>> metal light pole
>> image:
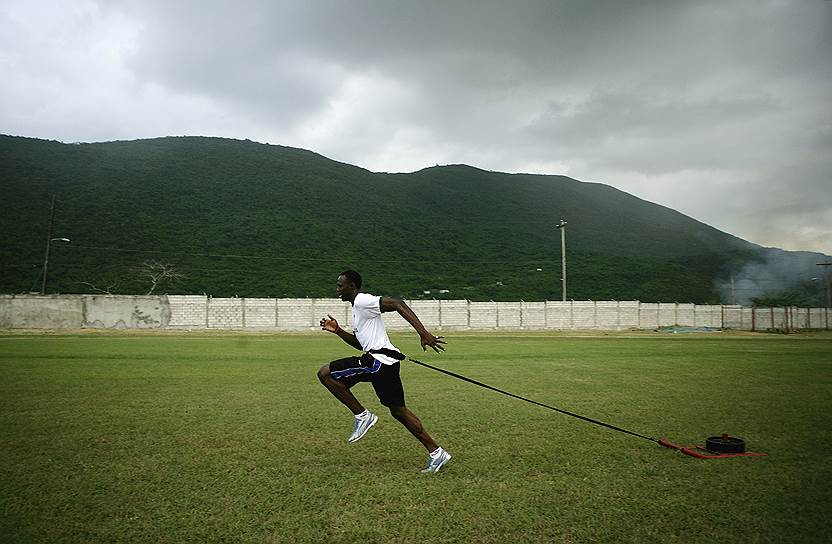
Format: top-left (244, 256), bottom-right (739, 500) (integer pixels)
top-left (40, 195), bottom-right (70, 294)
top-left (555, 219), bottom-right (567, 301)
top-left (41, 237), bottom-right (71, 294)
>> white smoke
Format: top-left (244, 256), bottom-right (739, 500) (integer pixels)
top-left (716, 248), bottom-right (830, 306)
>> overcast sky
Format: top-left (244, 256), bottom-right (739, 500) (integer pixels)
top-left (2, 0), bottom-right (830, 255)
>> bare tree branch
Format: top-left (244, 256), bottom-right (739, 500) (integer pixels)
top-left (77, 281), bottom-right (119, 295)
top-left (135, 260), bottom-right (185, 295)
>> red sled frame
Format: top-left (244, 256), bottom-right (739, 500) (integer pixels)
top-left (659, 438), bottom-right (768, 459)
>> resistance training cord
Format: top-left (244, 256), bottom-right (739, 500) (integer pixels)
top-left (407, 357), bottom-right (658, 444)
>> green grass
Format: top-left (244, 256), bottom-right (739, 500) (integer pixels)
top-left (1, 331), bottom-right (830, 543)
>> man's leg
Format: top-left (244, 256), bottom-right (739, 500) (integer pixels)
top-left (317, 364), bottom-right (365, 415)
top-left (389, 405), bottom-right (438, 452)
top-left (372, 362), bottom-right (439, 452)
top-left (369, 363), bottom-right (450, 471)
top-left (390, 405), bottom-right (452, 473)
top-left (318, 363), bottom-right (379, 443)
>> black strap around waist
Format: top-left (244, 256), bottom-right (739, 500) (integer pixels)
top-left (368, 348), bottom-right (406, 360)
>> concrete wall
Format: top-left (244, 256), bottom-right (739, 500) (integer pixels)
top-left (1, 294), bottom-right (828, 331)
top-left (167, 295), bottom-right (207, 327)
top-left (0, 295), bottom-right (83, 329)
top-left (0, 295), bottom-right (169, 329)
top-left (83, 295), bottom-right (170, 328)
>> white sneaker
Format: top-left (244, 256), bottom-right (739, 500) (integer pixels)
top-left (348, 412), bottom-right (378, 443)
top-left (421, 447), bottom-right (451, 473)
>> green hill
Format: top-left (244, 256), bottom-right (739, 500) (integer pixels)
top-left (0, 134), bottom-right (795, 302)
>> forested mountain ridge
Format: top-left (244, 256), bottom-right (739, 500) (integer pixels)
top-left (1, 135), bottom-right (799, 302)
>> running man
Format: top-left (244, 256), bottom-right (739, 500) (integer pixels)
top-left (318, 270), bottom-right (451, 473)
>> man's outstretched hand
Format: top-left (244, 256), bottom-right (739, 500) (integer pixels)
top-left (320, 314), bottom-right (339, 333)
top-left (420, 332), bottom-right (446, 353)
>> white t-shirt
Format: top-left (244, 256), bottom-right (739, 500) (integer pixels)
top-left (352, 292), bottom-right (400, 365)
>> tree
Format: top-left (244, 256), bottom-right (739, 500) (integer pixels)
top-left (135, 260), bottom-right (184, 295)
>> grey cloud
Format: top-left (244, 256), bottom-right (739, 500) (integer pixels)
top-left (525, 91), bottom-right (786, 174)
top-left (111, 0), bottom-right (830, 139)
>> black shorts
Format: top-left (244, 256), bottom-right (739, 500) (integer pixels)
top-left (329, 353), bottom-right (405, 408)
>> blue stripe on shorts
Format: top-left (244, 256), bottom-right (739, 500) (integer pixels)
top-left (330, 358), bottom-right (382, 380)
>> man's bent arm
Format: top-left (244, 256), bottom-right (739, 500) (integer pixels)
top-left (321, 314), bottom-right (363, 350)
top-left (335, 327), bottom-right (364, 351)
top-left (380, 297), bottom-right (446, 352)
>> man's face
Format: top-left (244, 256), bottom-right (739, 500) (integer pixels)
top-left (336, 275), bottom-right (354, 301)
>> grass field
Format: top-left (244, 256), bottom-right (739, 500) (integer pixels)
top-left (1, 330), bottom-right (830, 543)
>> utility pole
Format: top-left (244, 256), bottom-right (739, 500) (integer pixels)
top-left (40, 195), bottom-right (57, 295)
top-left (556, 219), bottom-right (567, 301)
top-left (40, 195), bottom-right (70, 294)
top-left (817, 262), bottom-right (832, 308)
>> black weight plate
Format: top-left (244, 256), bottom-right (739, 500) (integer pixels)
top-left (705, 435), bottom-right (746, 453)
